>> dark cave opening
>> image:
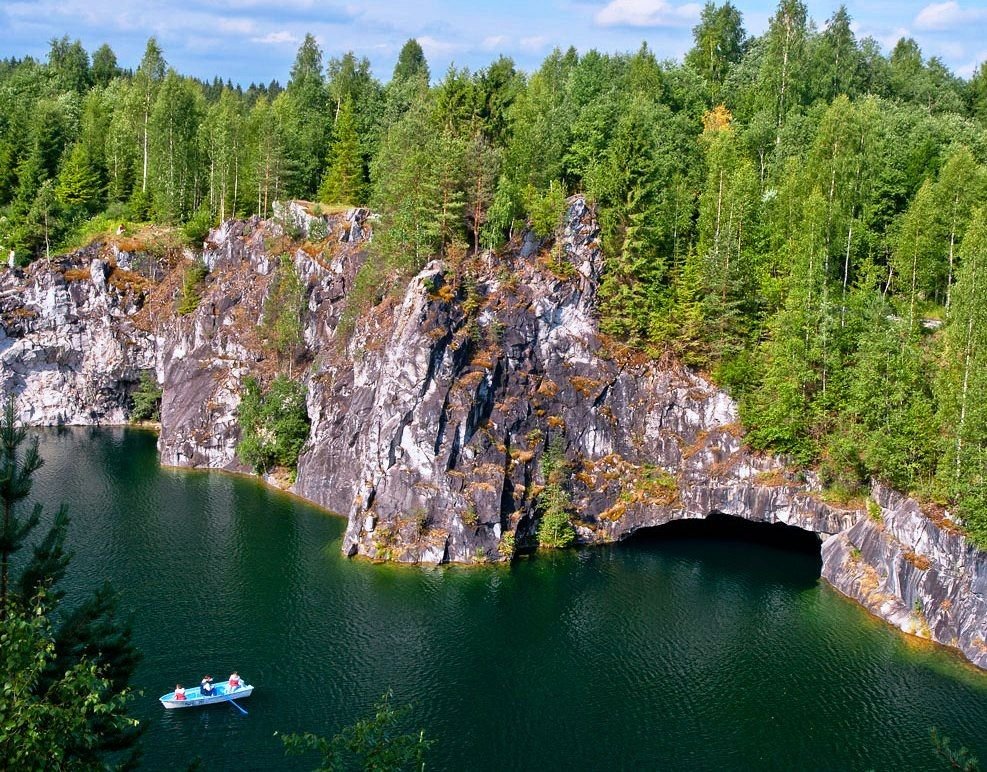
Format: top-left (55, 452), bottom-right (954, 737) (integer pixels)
top-left (624, 512), bottom-right (823, 572)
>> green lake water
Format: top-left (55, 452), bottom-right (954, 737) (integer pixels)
top-left (27, 428), bottom-right (987, 770)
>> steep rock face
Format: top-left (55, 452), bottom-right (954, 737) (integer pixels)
top-left (156, 209), bottom-right (370, 471)
top-left (0, 199), bottom-right (984, 670)
top-left (0, 246), bottom-right (159, 424)
top-left (822, 484), bottom-right (987, 668)
top-left (295, 199), bottom-right (860, 563)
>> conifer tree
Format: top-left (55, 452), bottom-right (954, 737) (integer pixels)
top-left (318, 96), bottom-right (364, 204)
top-left (392, 39), bottom-right (430, 85)
top-left (55, 142), bottom-right (103, 216)
top-left (283, 34), bottom-right (328, 198)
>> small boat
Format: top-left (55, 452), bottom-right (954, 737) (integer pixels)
top-left (159, 679), bottom-right (254, 709)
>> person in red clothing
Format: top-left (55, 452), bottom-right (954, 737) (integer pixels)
top-left (174, 684), bottom-right (186, 701)
top-left (228, 671), bottom-right (241, 691)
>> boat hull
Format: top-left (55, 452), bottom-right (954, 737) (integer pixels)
top-left (160, 681), bottom-right (253, 709)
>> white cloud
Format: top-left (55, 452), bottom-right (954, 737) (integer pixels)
top-left (482, 35), bottom-right (507, 51)
top-left (217, 18), bottom-right (256, 35)
top-left (914, 1), bottom-right (986, 31)
top-left (519, 35), bottom-right (547, 52)
top-left (594, 0), bottom-right (701, 28)
top-left (416, 35), bottom-right (467, 58)
top-left (249, 30), bottom-right (299, 45)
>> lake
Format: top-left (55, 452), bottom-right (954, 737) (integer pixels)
top-left (28, 428), bottom-right (987, 770)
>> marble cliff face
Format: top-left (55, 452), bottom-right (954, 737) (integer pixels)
top-left (1, 199), bottom-right (984, 670)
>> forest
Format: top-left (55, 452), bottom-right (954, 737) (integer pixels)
top-left (1, 1), bottom-right (987, 547)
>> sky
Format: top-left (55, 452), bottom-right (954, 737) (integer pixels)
top-left (0, 0), bottom-right (984, 85)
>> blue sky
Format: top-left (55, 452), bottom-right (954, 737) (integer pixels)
top-left (1, 0), bottom-right (984, 84)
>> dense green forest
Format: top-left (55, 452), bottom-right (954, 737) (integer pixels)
top-left (2, 1), bottom-right (987, 546)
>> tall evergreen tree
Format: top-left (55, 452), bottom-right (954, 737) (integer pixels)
top-left (90, 43), bottom-right (119, 88)
top-left (283, 34), bottom-right (327, 198)
top-left (392, 39), bottom-right (430, 85)
top-left (318, 95), bottom-right (364, 205)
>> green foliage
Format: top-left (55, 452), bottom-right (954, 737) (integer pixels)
top-left (183, 206), bottom-right (214, 245)
top-left (177, 261), bottom-right (208, 315)
top-left (536, 437), bottom-right (576, 549)
top-left (930, 727), bottom-right (981, 772)
top-left (130, 369), bottom-right (162, 423)
top-left (281, 690), bottom-right (431, 771)
top-left (498, 531), bottom-right (516, 560)
top-left (0, 399), bottom-right (43, 616)
top-left (263, 254), bottom-right (308, 366)
top-left (0, 399), bottom-right (140, 767)
top-left (0, 601), bottom-right (138, 771)
top-left (236, 376), bottom-right (311, 474)
top-left (0, 19), bottom-right (985, 550)
top-left (523, 180), bottom-right (566, 238)
top-left (956, 483), bottom-right (987, 551)
top-left (318, 95), bottom-right (365, 205)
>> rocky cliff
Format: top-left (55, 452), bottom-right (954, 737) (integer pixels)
top-left (1, 199), bottom-right (984, 670)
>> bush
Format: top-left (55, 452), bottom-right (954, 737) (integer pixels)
top-left (536, 437), bottom-right (576, 549)
top-left (177, 262), bottom-right (208, 315)
top-left (498, 531), bottom-right (516, 559)
top-left (130, 370), bottom-right (162, 422)
top-left (307, 217), bottom-right (328, 241)
top-left (183, 207), bottom-right (214, 246)
top-left (236, 376), bottom-right (310, 474)
top-left (263, 255), bottom-right (307, 363)
top-left (523, 180), bottom-right (567, 238)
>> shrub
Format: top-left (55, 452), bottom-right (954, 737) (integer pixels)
top-left (182, 207), bottom-right (214, 246)
top-left (177, 262), bottom-right (208, 315)
top-left (263, 254), bottom-right (307, 364)
top-left (307, 217), bottom-right (328, 241)
top-left (236, 376), bottom-right (311, 474)
top-left (498, 531), bottom-right (516, 560)
top-left (536, 437), bottom-right (576, 549)
top-left (956, 483), bottom-right (987, 550)
top-left (130, 370), bottom-right (162, 422)
top-left (523, 180), bottom-right (566, 238)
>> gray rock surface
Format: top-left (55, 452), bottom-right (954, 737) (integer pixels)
top-left (1, 199), bottom-right (984, 670)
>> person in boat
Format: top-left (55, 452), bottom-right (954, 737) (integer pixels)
top-left (228, 671), bottom-right (241, 691)
top-left (174, 685), bottom-right (186, 701)
top-left (201, 675), bottom-right (214, 696)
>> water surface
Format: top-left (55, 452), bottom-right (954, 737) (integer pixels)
top-left (28, 428), bottom-right (987, 770)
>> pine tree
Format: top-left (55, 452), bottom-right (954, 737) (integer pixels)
top-left (90, 43), bottom-right (119, 88)
top-left (318, 96), bottom-right (364, 205)
top-left (283, 34), bottom-right (327, 198)
top-left (0, 400), bottom-right (42, 620)
top-left (55, 142), bottom-right (103, 216)
top-left (392, 39), bottom-right (430, 85)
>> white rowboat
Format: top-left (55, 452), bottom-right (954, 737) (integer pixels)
top-left (159, 679), bottom-right (254, 709)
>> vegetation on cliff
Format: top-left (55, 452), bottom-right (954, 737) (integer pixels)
top-left (1, 4), bottom-right (987, 545)
top-left (236, 375), bottom-right (310, 477)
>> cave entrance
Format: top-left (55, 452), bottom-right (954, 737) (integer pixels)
top-left (625, 512), bottom-right (823, 576)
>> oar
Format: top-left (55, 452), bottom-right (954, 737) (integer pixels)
top-left (229, 699), bottom-right (248, 716)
